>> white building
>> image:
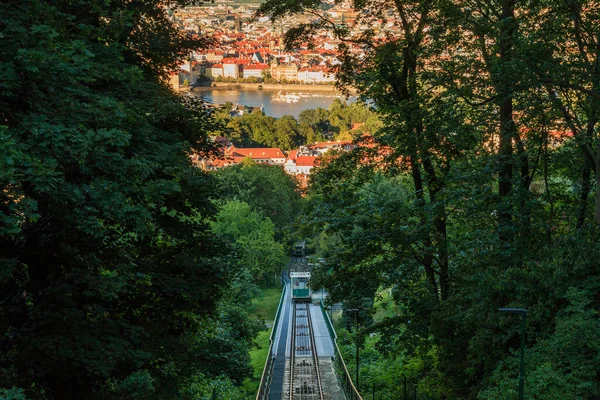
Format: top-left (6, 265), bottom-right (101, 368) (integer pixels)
top-left (284, 155), bottom-right (316, 175)
top-left (225, 147), bottom-right (287, 165)
top-left (243, 64), bottom-right (269, 78)
top-left (223, 61), bottom-right (239, 79)
top-left (209, 64), bottom-right (223, 77)
top-left (297, 67), bottom-right (336, 83)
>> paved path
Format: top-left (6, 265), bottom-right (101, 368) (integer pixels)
top-left (309, 304), bottom-right (335, 357)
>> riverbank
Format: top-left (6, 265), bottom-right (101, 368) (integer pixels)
top-left (191, 82), bottom-right (357, 93)
top-left (185, 85), bottom-right (359, 118)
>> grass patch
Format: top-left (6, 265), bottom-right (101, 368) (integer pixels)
top-left (248, 286), bottom-right (283, 323)
top-left (373, 287), bottom-right (397, 322)
top-left (249, 330), bottom-right (271, 378)
top-left (247, 284), bottom-right (285, 384)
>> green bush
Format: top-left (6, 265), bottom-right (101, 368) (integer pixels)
top-left (0, 388), bottom-right (27, 400)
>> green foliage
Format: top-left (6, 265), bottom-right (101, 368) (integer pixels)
top-left (299, 107), bottom-right (330, 133)
top-left (105, 371), bottom-right (154, 400)
top-left (274, 115), bottom-right (302, 150)
top-left (247, 286), bottom-right (285, 381)
top-left (181, 374), bottom-right (248, 400)
top-left (211, 200), bottom-right (287, 281)
top-left (212, 200), bottom-right (275, 240)
top-left (0, 0), bottom-right (256, 398)
top-left (214, 76), bottom-right (262, 83)
top-left (273, 0), bottom-right (600, 396)
top-left (214, 162), bottom-right (301, 238)
top-left (0, 388), bottom-right (28, 400)
top-left (480, 285), bottom-right (600, 400)
top-left (218, 101), bottom-right (380, 147)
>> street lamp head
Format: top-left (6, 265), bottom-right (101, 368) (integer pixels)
top-left (345, 308), bottom-right (359, 313)
top-left (499, 308), bottom-right (527, 315)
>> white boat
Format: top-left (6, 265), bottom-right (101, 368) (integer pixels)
top-left (271, 93), bottom-right (301, 103)
top-left (285, 94), bottom-right (300, 103)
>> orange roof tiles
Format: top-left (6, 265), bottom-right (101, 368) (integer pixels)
top-left (295, 156), bottom-right (317, 167)
top-left (286, 149), bottom-right (298, 161)
top-left (227, 147), bottom-right (287, 159)
top-left (244, 63), bottom-right (270, 70)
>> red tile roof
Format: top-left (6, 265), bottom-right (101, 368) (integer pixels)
top-left (244, 63), bottom-right (270, 70)
top-left (222, 57), bottom-right (253, 65)
top-left (286, 149), bottom-right (298, 161)
top-left (295, 156), bottom-right (317, 167)
top-left (227, 147), bottom-right (287, 159)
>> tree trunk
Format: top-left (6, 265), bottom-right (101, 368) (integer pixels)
top-left (409, 155), bottom-right (440, 301)
top-left (595, 179), bottom-right (600, 226)
top-left (435, 212), bottom-right (449, 301)
top-left (497, 0), bottom-right (517, 244)
top-left (577, 148), bottom-right (593, 228)
top-left (513, 133), bottom-right (531, 243)
top-left (386, 37), bottom-right (442, 302)
top-left (419, 135), bottom-right (449, 301)
top-left (595, 153), bottom-right (600, 226)
top-left (408, 45), bottom-right (449, 301)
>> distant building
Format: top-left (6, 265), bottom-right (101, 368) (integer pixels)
top-left (284, 155), bottom-right (317, 175)
top-left (243, 63), bottom-right (269, 78)
top-left (307, 140), bottom-right (353, 154)
top-left (203, 50), bottom-right (224, 62)
top-left (209, 63), bottom-right (223, 77)
top-left (297, 67), bottom-right (336, 83)
top-left (271, 62), bottom-right (298, 82)
top-left (251, 52), bottom-right (265, 63)
top-left (224, 146), bottom-right (287, 165)
top-left (223, 61), bottom-right (239, 79)
top-left (169, 72), bottom-right (180, 91)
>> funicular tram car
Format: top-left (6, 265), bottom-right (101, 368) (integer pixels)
top-left (290, 271), bottom-right (311, 301)
top-left (293, 244), bottom-right (305, 257)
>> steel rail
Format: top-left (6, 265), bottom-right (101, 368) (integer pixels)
top-left (289, 303), bottom-right (296, 400)
top-left (306, 303), bottom-right (325, 400)
top-left (289, 302), bottom-right (325, 400)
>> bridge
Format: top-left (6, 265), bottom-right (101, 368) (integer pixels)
top-left (256, 257), bottom-right (362, 400)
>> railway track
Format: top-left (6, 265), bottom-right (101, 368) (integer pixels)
top-left (289, 302), bottom-right (324, 400)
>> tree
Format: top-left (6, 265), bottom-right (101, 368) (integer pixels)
top-left (258, 0), bottom-right (600, 398)
top-left (298, 122), bottom-right (322, 144)
top-left (257, 0), bottom-right (465, 395)
top-left (0, 1), bottom-right (253, 398)
top-left (214, 162), bottom-right (301, 239)
top-left (246, 113), bottom-right (277, 147)
top-left (212, 200), bottom-right (287, 282)
top-left (299, 107), bottom-right (330, 136)
top-left (273, 115), bottom-right (302, 150)
top-left (529, 0), bottom-right (600, 227)
top-left (261, 69), bottom-right (272, 81)
top-left (327, 98), bottom-right (350, 133)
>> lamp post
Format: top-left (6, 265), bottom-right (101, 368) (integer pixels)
top-left (499, 308), bottom-right (527, 400)
top-left (346, 308), bottom-right (360, 389)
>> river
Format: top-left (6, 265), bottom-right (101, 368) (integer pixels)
top-left (191, 88), bottom-right (357, 118)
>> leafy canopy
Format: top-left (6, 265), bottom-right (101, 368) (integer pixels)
top-left (0, 0), bottom-right (256, 398)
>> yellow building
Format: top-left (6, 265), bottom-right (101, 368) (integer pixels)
top-left (270, 61), bottom-right (298, 82)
